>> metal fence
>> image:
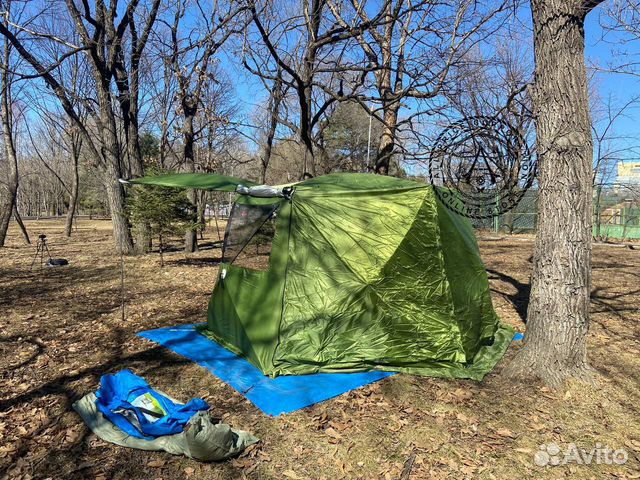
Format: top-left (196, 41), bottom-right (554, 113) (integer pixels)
top-left (471, 188), bottom-right (640, 241)
top-left (593, 186), bottom-right (640, 241)
top-left (470, 190), bottom-right (539, 233)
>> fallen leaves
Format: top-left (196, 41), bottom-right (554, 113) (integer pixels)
top-left (183, 466), bottom-right (195, 476)
top-left (495, 428), bottom-right (517, 439)
top-left (626, 439), bottom-right (640, 452)
top-left (324, 426), bottom-right (342, 443)
top-left (147, 458), bottom-right (166, 468)
top-left (282, 468), bottom-right (303, 479)
top-left (1, 221), bottom-right (638, 480)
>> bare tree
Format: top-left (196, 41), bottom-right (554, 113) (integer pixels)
top-left (112, 0), bottom-right (161, 252)
top-left (257, 67), bottom-right (286, 183)
top-left (0, 2), bottom-right (30, 246)
top-left (0, 1), bottom-right (163, 254)
top-left (24, 105), bottom-right (84, 237)
top-left (157, 0), bottom-right (247, 252)
top-left (26, 24), bottom-right (90, 238)
top-left (591, 92), bottom-right (640, 240)
top-left (327, 0), bottom-right (513, 174)
top-left (244, 0), bottom-right (380, 178)
top-left (592, 93), bottom-right (640, 186)
top-left (599, 0), bottom-right (640, 77)
top-left (505, 0), bottom-right (605, 387)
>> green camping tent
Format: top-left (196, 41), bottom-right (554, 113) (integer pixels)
top-left (130, 172), bottom-right (513, 380)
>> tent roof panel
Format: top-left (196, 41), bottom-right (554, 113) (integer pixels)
top-left (295, 173), bottom-right (426, 193)
top-left (128, 173), bottom-right (257, 191)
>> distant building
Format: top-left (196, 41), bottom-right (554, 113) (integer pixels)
top-left (617, 161), bottom-right (640, 186)
top-left (600, 200), bottom-right (636, 225)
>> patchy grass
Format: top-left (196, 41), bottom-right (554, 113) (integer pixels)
top-left (0, 219), bottom-right (638, 480)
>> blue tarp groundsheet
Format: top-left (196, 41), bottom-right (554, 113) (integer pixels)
top-left (139, 325), bottom-right (524, 416)
top-left (138, 325), bottom-right (395, 416)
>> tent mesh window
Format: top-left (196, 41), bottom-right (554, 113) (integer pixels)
top-left (223, 203), bottom-right (279, 270)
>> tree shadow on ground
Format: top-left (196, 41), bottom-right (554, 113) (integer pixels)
top-left (151, 240), bottom-right (223, 254)
top-left (0, 264), bottom-right (118, 310)
top-left (486, 268), bottom-right (531, 324)
top-left (0, 343), bottom-right (204, 480)
top-left (168, 256), bottom-right (222, 267)
top-left (0, 335), bottom-right (45, 372)
top-left (0, 344), bottom-right (189, 413)
top-left (0, 331), bottom-right (249, 480)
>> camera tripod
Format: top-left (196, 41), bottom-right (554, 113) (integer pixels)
top-left (30, 234), bottom-right (52, 270)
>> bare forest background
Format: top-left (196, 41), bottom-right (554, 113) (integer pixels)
top-left (0, 0), bottom-right (638, 254)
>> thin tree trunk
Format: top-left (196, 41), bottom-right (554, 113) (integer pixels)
top-left (13, 204), bottom-right (30, 244)
top-left (184, 192), bottom-right (198, 251)
top-left (197, 190), bottom-right (206, 240)
top-left (213, 203), bottom-right (221, 242)
top-left (183, 113), bottom-right (198, 253)
top-left (158, 233), bottom-right (164, 268)
top-left (65, 136), bottom-right (80, 238)
top-left (505, 0), bottom-right (602, 387)
top-left (0, 32), bottom-right (18, 247)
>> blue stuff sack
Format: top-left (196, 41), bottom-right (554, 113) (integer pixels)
top-left (95, 370), bottom-right (209, 439)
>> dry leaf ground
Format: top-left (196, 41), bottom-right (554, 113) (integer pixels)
top-left (0, 219), bottom-right (638, 480)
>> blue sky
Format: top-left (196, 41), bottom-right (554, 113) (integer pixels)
top-left (17, 1), bottom-right (637, 169)
top-left (585, 9), bottom-right (640, 147)
top-left (223, 3), bottom-right (639, 165)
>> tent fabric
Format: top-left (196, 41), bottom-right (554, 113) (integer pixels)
top-left (139, 324), bottom-right (395, 416)
top-left (129, 173), bottom-right (257, 192)
top-left (94, 370), bottom-right (209, 439)
top-left (131, 172), bottom-right (514, 380)
top-left (73, 393), bottom-right (258, 461)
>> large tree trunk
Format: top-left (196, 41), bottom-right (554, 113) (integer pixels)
top-left (373, 2), bottom-right (396, 176)
top-left (95, 66), bottom-right (135, 255)
top-left (115, 59), bottom-right (151, 254)
top-left (299, 77), bottom-right (316, 178)
top-left (104, 167), bottom-right (134, 256)
top-left (301, 138), bottom-right (316, 179)
top-left (505, 0), bottom-right (602, 387)
top-left (101, 113), bottom-right (134, 255)
top-left (260, 70), bottom-right (284, 184)
top-left (0, 138), bottom-right (17, 247)
top-left (375, 106), bottom-right (398, 175)
top-left (126, 112), bottom-right (151, 254)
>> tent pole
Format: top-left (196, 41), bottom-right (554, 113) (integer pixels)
top-left (120, 250), bottom-right (125, 322)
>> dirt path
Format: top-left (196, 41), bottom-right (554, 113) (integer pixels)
top-left (1, 220), bottom-right (638, 479)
